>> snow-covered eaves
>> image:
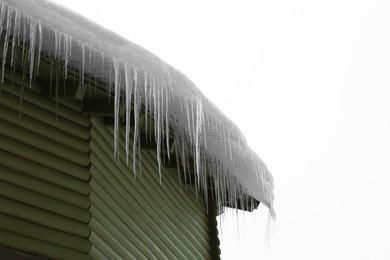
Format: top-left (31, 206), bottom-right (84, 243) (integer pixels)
top-left (0, 0), bottom-right (274, 216)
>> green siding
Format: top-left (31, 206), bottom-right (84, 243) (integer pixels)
top-left (89, 117), bottom-right (213, 259)
top-left (0, 64), bottom-right (220, 259)
top-left (0, 81), bottom-right (91, 259)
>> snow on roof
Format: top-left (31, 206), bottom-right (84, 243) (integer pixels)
top-left (0, 0), bottom-right (274, 216)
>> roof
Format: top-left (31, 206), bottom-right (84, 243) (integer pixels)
top-left (0, 0), bottom-right (274, 215)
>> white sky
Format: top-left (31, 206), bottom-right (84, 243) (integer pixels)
top-left (52, 0), bottom-right (390, 259)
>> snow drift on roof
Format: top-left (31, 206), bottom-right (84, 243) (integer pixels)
top-left (0, 0), bottom-right (274, 217)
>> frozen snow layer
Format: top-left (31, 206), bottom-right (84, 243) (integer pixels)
top-left (0, 0), bottom-right (274, 214)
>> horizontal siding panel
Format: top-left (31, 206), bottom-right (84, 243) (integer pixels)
top-left (7, 248), bottom-right (36, 258)
top-left (0, 118), bottom-right (89, 166)
top-left (0, 65), bottom-right (92, 259)
top-left (0, 213), bottom-right (91, 253)
top-left (0, 92), bottom-right (89, 140)
top-left (0, 149), bottom-right (90, 195)
top-left (53, 97), bottom-right (83, 113)
top-left (0, 104), bottom-right (89, 153)
top-left (0, 135), bottom-right (89, 181)
top-left (0, 229), bottom-right (90, 260)
top-left (0, 164), bottom-right (90, 209)
top-left (0, 180), bottom-right (91, 223)
top-left (0, 196), bottom-right (90, 238)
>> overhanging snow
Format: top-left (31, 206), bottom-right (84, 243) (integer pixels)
top-left (0, 0), bottom-right (274, 215)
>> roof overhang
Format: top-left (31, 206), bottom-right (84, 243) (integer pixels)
top-left (0, 0), bottom-right (274, 214)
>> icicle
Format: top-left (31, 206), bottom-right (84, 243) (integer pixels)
top-left (264, 206), bottom-right (276, 249)
top-left (28, 17), bottom-right (37, 88)
top-left (227, 131), bottom-right (233, 161)
top-left (149, 77), bottom-right (154, 141)
top-left (64, 35), bottom-right (69, 80)
top-left (132, 67), bottom-right (140, 176)
top-left (88, 44), bottom-right (92, 74)
top-left (190, 101), bottom-right (196, 146)
top-left (144, 73), bottom-right (149, 141)
top-left (19, 46), bottom-right (29, 118)
top-left (124, 63), bottom-right (133, 166)
top-left (53, 30), bottom-right (58, 59)
top-left (0, 3), bottom-right (275, 240)
top-left (165, 84), bottom-right (170, 160)
top-left (101, 52), bottom-right (104, 72)
top-left (178, 137), bottom-right (188, 185)
top-left (10, 10), bottom-right (20, 68)
top-left (108, 61), bottom-right (112, 100)
top-left (113, 59), bottom-right (121, 159)
top-left (69, 36), bottom-right (72, 59)
top-left (21, 14), bottom-right (26, 64)
top-left (46, 58), bottom-right (53, 94)
top-left (93, 53), bottom-right (97, 90)
top-left (87, 45), bottom-right (92, 89)
top-left (81, 43), bottom-right (85, 85)
top-left (152, 80), bottom-right (157, 142)
top-left (195, 100), bottom-right (203, 185)
top-left (175, 130), bottom-right (186, 185)
top-left (160, 85), bottom-right (166, 158)
top-left (1, 6), bottom-right (11, 85)
top-left (35, 21), bottom-right (42, 76)
top-left (11, 34), bottom-right (19, 90)
top-left (154, 81), bottom-right (162, 182)
top-left (185, 101), bottom-right (193, 144)
top-left (55, 60), bottom-right (60, 117)
top-left (0, 3), bottom-right (6, 43)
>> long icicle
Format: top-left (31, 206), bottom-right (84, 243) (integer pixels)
top-left (28, 16), bottom-right (37, 88)
top-left (165, 83), bottom-right (170, 161)
top-left (132, 67), bottom-right (139, 176)
top-left (35, 21), bottom-right (42, 76)
top-left (124, 63), bottom-right (133, 167)
top-left (10, 8), bottom-right (20, 69)
top-left (113, 59), bottom-right (121, 159)
top-left (1, 5), bottom-right (11, 85)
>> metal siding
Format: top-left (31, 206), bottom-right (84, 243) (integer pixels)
top-left (0, 229), bottom-right (90, 260)
top-left (0, 91), bottom-right (89, 140)
top-left (89, 117), bottom-right (213, 259)
top-left (0, 84), bottom-right (91, 259)
top-left (0, 104), bottom-right (90, 153)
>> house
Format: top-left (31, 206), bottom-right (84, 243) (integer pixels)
top-left (0, 0), bottom-right (275, 259)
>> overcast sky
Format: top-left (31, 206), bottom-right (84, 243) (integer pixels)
top-left (53, 0), bottom-right (390, 259)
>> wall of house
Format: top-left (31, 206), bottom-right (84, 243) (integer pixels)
top-left (0, 78), bottom-right (92, 259)
top-left (0, 58), bottom-right (220, 259)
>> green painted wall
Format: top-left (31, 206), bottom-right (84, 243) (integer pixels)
top-left (0, 56), bottom-right (221, 259)
top-left (0, 80), bottom-right (92, 259)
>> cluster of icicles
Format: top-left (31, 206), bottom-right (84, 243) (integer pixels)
top-left (0, 2), bottom-right (274, 219)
